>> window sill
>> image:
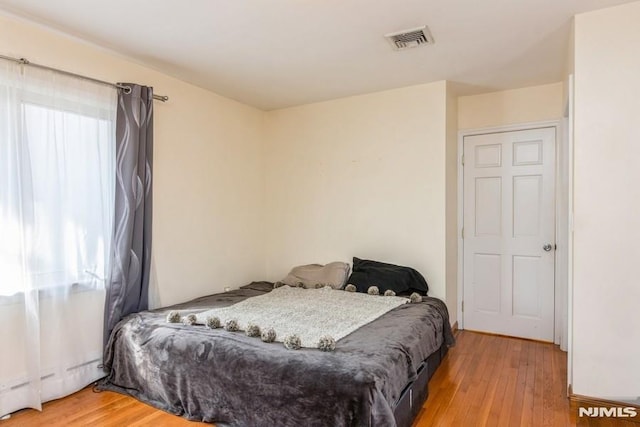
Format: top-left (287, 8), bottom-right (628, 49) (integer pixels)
top-left (0, 282), bottom-right (104, 306)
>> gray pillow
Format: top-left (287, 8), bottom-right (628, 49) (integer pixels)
top-left (278, 262), bottom-right (350, 290)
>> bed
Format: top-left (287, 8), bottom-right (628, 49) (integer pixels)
top-left (98, 281), bottom-right (454, 427)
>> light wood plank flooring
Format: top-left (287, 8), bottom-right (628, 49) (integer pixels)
top-left (2, 331), bottom-right (637, 426)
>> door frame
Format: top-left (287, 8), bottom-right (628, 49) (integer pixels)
top-left (457, 120), bottom-right (566, 345)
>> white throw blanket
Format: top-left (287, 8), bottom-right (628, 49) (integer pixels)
top-left (195, 286), bottom-right (409, 348)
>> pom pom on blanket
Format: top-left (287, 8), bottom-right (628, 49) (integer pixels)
top-left (409, 292), bottom-right (423, 303)
top-left (261, 328), bottom-right (276, 343)
top-left (367, 286), bottom-right (380, 296)
top-left (344, 284), bottom-right (356, 292)
top-left (296, 282), bottom-right (305, 288)
top-left (166, 311), bottom-right (181, 323)
top-left (273, 281), bottom-right (284, 288)
top-left (183, 314), bottom-right (197, 326)
top-left (384, 289), bottom-right (396, 297)
top-left (245, 323), bottom-right (261, 337)
top-left (284, 334), bottom-right (301, 350)
top-left (315, 283), bottom-right (325, 289)
top-left (317, 335), bottom-right (336, 352)
top-left (224, 319), bottom-right (240, 332)
top-left (205, 315), bottom-right (221, 329)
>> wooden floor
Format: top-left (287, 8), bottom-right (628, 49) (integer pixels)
top-left (416, 331), bottom-right (638, 427)
top-left (2, 331), bottom-right (637, 426)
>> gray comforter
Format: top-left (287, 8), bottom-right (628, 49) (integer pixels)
top-left (99, 282), bottom-right (454, 427)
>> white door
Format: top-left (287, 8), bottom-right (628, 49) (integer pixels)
top-left (463, 127), bottom-right (556, 341)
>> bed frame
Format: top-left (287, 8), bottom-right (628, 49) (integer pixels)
top-left (393, 343), bottom-right (448, 427)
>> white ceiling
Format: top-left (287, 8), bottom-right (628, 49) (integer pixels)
top-left (0, 0), bottom-right (634, 110)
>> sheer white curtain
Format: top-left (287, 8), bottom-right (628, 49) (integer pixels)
top-left (0, 61), bottom-right (117, 416)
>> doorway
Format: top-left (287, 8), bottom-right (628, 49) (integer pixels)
top-left (461, 126), bottom-right (556, 341)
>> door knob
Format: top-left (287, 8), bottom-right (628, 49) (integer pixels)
top-left (543, 243), bottom-right (553, 252)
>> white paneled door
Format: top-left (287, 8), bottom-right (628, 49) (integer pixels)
top-left (463, 127), bottom-right (556, 341)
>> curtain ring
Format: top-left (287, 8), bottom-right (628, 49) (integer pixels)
top-left (115, 84), bottom-right (131, 94)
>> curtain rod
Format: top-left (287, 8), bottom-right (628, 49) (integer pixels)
top-left (0, 54), bottom-right (169, 102)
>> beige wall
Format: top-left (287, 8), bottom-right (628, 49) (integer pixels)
top-left (458, 82), bottom-right (564, 130)
top-left (0, 13), bottom-right (266, 307)
top-left (445, 83), bottom-right (459, 325)
top-left (264, 81), bottom-right (451, 301)
top-left (572, 2), bottom-right (640, 401)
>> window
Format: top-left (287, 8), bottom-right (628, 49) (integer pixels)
top-left (0, 64), bottom-right (116, 296)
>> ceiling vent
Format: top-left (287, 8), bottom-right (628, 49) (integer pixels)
top-left (385, 25), bottom-right (434, 51)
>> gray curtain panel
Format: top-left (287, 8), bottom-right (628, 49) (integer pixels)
top-left (104, 84), bottom-right (153, 350)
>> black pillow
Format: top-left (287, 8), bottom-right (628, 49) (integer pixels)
top-left (346, 257), bottom-right (429, 296)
